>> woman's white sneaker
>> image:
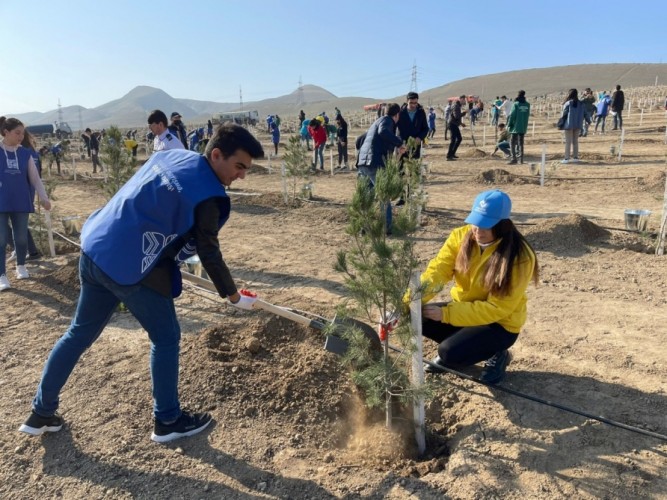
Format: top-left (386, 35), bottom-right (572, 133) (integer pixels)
top-left (0, 274), bottom-right (10, 291)
top-left (16, 265), bottom-right (29, 279)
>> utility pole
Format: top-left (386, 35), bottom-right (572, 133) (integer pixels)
top-left (298, 75), bottom-right (304, 105)
top-left (410, 61), bottom-right (418, 93)
top-left (239, 85), bottom-right (243, 111)
top-left (57, 98), bottom-right (64, 126)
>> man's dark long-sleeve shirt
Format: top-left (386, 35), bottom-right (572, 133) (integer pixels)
top-left (141, 197), bottom-right (237, 298)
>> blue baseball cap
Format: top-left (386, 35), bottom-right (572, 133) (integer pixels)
top-left (464, 190), bottom-right (512, 229)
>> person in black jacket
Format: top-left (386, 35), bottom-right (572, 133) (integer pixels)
top-left (397, 92), bottom-right (429, 160)
top-left (357, 103), bottom-right (407, 234)
top-left (169, 112), bottom-right (188, 149)
top-left (611, 84), bottom-right (625, 131)
top-left (447, 95), bottom-right (467, 160)
top-left (335, 116), bottom-right (349, 169)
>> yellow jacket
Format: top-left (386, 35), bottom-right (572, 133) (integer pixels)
top-left (420, 225), bottom-right (536, 333)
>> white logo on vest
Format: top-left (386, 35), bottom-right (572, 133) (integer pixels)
top-left (141, 232), bottom-right (178, 273)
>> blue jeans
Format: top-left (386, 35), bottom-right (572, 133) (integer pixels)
top-left (313, 144), bottom-right (325, 169)
top-left (496, 141), bottom-right (510, 155)
top-left (0, 212), bottom-right (30, 273)
top-left (357, 167), bottom-right (392, 233)
top-left (32, 253), bottom-right (182, 422)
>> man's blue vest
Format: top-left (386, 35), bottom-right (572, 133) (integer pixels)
top-left (81, 149), bottom-right (230, 285)
top-left (0, 146), bottom-right (34, 212)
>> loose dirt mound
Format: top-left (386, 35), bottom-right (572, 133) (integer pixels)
top-left (180, 314), bottom-right (420, 466)
top-left (523, 214), bottom-right (610, 254)
top-left (636, 170), bottom-right (666, 193)
top-left (460, 148), bottom-right (487, 158)
top-left (248, 163), bottom-right (271, 175)
top-left (474, 168), bottom-right (535, 185)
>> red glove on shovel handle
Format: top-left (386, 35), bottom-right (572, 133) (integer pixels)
top-left (230, 289), bottom-right (257, 310)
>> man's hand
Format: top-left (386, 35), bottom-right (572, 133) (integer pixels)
top-left (41, 200), bottom-right (52, 211)
top-left (229, 289), bottom-right (257, 310)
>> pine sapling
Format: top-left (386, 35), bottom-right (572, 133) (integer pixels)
top-left (334, 152), bottom-right (430, 430)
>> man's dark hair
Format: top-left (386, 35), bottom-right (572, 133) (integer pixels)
top-left (616, 84), bottom-right (621, 91)
top-left (148, 110), bottom-right (168, 127)
top-left (205, 123), bottom-right (264, 160)
top-left (406, 91), bottom-right (419, 100)
top-left (517, 90), bottom-right (526, 98)
top-left (385, 103), bottom-right (401, 117)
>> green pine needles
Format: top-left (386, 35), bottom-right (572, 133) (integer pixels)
top-left (282, 135), bottom-right (313, 203)
top-left (100, 126), bottom-right (137, 199)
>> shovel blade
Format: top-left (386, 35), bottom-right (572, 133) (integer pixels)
top-left (322, 315), bottom-right (382, 356)
top-left (324, 335), bottom-right (350, 355)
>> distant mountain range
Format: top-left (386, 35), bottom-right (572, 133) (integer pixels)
top-left (13, 63), bottom-right (667, 130)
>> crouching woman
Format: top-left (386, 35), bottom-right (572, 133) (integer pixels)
top-left (417, 189), bottom-right (538, 384)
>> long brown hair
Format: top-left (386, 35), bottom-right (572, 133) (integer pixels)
top-left (455, 220), bottom-right (539, 297)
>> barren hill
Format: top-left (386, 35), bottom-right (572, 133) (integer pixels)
top-left (417, 63), bottom-right (667, 104)
top-left (12, 63), bottom-right (667, 129)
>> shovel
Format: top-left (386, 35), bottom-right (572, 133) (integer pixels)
top-left (181, 271), bottom-right (380, 353)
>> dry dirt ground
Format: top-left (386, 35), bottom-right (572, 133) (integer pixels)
top-left (2, 110), bottom-right (667, 499)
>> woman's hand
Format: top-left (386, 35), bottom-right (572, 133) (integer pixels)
top-left (41, 200), bottom-right (52, 211)
top-left (423, 304), bottom-right (443, 322)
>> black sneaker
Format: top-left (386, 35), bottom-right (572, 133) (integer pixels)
top-left (18, 410), bottom-right (63, 436)
top-left (507, 159), bottom-right (518, 165)
top-left (395, 198), bottom-right (406, 207)
top-left (26, 252), bottom-right (42, 261)
top-left (424, 355), bottom-right (447, 374)
top-left (480, 350), bottom-right (512, 384)
top-left (151, 411), bottom-right (212, 443)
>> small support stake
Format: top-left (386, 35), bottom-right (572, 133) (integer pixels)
top-left (410, 271), bottom-right (426, 456)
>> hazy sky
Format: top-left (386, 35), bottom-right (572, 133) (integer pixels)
top-left (1, 0), bottom-right (665, 114)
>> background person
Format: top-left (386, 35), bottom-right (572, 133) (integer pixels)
top-left (0, 117), bottom-right (52, 291)
top-left (595, 92), bottom-right (611, 134)
top-left (506, 90), bottom-right (530, 165)
top-left (335, 116), bottom-right (348, 169)
top-left (446, 95), bottom-right (467, 161)
top-left (414, 189), bottom-right (538, 384)
top-left (169, 112), bottom-right (188, 149)
top-left (308, 118), bottom-right (327, 170)
top-left (611, 84), bottom-right (625, 130)
top-left (18, 124), bottom-right (264, 442)
top-left (427, 107), bottom-right (437, 139)
top-left (492, 123), bottom-right (511, 158)
top-left (148, 110), bottom-right (185, 152)
top-left (559, 88), bottom-right (586, 164)
top-left (270, 121), bottom-right (280, 156)
top-left (357, 103), bottom-right (406, 235)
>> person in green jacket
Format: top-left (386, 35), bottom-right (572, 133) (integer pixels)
top-left (414, 190), bottom-right (539, 384)
top-left (506, 90), bottom-right (530, 165)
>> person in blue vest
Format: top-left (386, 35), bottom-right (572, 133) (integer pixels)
top-left (19, 124), bottom-right (264, 443)
top-left (594, 92), bottom-right (612, 134)
top-left (0, 117), bottom-right (52, 291)
top-left (8, 130), bottom-right (44, 263)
